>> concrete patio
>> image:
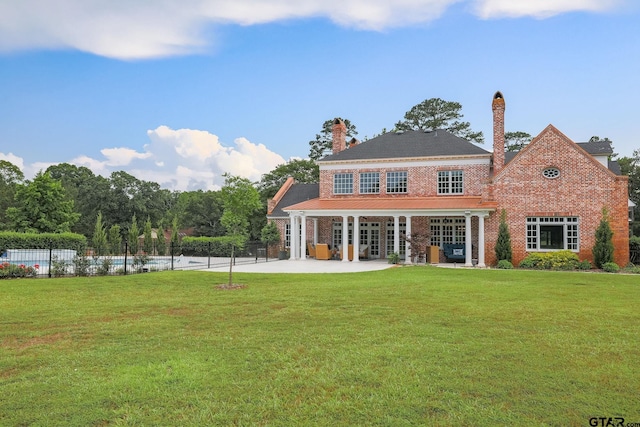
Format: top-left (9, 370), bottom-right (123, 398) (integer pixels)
top-left (204, 258), bottom-right (396, 274)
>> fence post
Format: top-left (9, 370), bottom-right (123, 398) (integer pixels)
top-left (207, 241), bottom-right (211, 269)
top-left (48, 240), bottom-right (53, 278)
top-left (171, 241), bottom-right (174, 271)
top-left (124, 241), bottom-right (128, 275)
top-left (265, 242), bottom-right (269, 262)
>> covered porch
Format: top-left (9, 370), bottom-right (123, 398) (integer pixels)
top-left (283, 197), bottom-right (496, 268)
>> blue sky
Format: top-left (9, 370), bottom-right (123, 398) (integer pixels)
top-left (1, 0), bottom-right (638, 191)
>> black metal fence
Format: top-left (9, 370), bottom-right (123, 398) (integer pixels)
top-left (0, 241), bottom-right (275, 279)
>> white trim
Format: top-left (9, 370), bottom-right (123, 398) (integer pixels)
top-left (320, 156), bottom-right (490, 170)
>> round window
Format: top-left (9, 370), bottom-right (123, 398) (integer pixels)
top-left (543, 167), bottom-right (560, 179)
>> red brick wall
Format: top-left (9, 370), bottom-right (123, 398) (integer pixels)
top-left (485, 125), bottom-right (629, 266)
top-left (319, 163), bottom-right (490, 199)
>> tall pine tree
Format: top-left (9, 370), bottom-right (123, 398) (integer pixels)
top-left (593, 208), bottom-right (614, 268)
top-left (495, 209), bottom-right (512, 263)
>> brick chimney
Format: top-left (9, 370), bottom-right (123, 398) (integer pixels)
top-left (332, 118), bottom-right (347, 154)
top-left (492, 91), bottom-right (505, 175)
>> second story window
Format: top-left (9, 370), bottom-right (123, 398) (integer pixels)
top-left (334, 173), bottom-right (353, 194)
top-left (438, 170), bottom-right (463, 194)
top-left (359, 172), bottom-right (380, 194)
top-left (387, 171), bottom-right (408, 193)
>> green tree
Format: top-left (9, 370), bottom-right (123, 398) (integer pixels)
top-left (170, 216), bottom-right (180, 255)
top-left (0, 160), bottom-right (24, 230)
top-left (143, 217), bottom-right (154, 254)
top-left (308, 118), bottom-right (358, 160)
top-left (7, 171), bottom-right (80, 233)
top-left (47, 163), bottom-right (110, 237)
top-left (258, 159), bottom-right (319, 200)
top-left (504, 131), bottom-right (532, 152)
top-left (108, 224), bottom-right (122, 255)
top-left (260, 221), bottom-right (281, 251)
top-left (593, 208), bottom-right (615, 268)
top-left (394, 98), bottom-right (484, 143)
top-left (175, 190), bottom-right (225, 237)
top-left (618, 149), bottom-right (640, 236)
top-left (495, 210), bottom-right (512, 263)
top-left (92, 212), bottom-right (108, 256)
top-left (127, 214), bottom-right (140, 255)
top-left (156, 223), bottom-right (167, 256)
top-left (220, 174), bottom-right (262, 286)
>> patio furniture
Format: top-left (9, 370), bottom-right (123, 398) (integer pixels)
top-left (338, 244), bottom-right (354, 261)
top-left (315, 244), bottom-right (331, 260)
top-left (443, 244), bottom-right (465, 262)
top-left (359, 245), bottom-right (369, 259)
top-left (307, 243), bottom-right (316, 258)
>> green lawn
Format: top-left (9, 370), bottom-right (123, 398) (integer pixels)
top-left (1, 267), bottom-right (638, 426)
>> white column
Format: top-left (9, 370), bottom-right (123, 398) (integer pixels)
top-left (300, 213), bottom-right (307, 260)
top-left (313, 218), bottom-right (318, 245)
top-left (405, 216), bottom-right (412, 264)
top-left (291, 215), bottom-right (300, 259)
top-left (353, 217), bottom-right (360, 263)
top-left (393, 215), bottom-right (400, 255)
top-left (290, 214), bottom-right (298, 260)
top-left (477, 214), bottom-right (486, 268)
top-left (464, 211), bottom-right (472, 267)
top-left (342, 215), bottom-right (350, 262)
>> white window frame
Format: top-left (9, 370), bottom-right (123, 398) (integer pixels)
top-left (438, 170), bottom-right (464, 194)
top-left (333, 173), bottom-right (353, 194)
top-left (284, 223), bottom-right (291, 248)
top-left (386, 171), bottom-right (408, 194)
top-left (359, 172), bottom-right (380, 194)
top-left (526, 217), bottom-right (579, 252)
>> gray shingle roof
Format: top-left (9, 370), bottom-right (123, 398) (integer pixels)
top-left (319, 130), bottom-right (490, 162)
top-left (577, 141), bottom-right (614, 155)
top-left (268, 183), bottom-right (319, 218)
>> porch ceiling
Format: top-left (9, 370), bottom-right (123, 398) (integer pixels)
top-left (283, 196), bottom-right (496, 217)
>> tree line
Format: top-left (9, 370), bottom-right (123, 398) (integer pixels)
top-left (1, 97), bottom-right (638, 243)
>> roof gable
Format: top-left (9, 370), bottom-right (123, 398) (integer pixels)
top-left (319, 129), bottom-right (489, 162)
top-left (496, 124), bottom-right (618, 180)
top-left (267, 183), bottom-right (319, 218)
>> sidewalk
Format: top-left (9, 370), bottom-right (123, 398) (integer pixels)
top-left (204, 258), bottom-right (395, 274)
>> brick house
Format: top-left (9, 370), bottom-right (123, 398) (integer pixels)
top-left (267, 92), bottom-right (629, 266)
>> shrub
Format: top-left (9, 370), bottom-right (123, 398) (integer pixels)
top-left (388, 252), bottom-right (400, 264)
top-left (497, 260), bottom-right (513, 269)
top-left (518, 251), bottom-right (579, 270)
top-left (576, 260), bottom-right (592, 270)
top-left (96, 258), bottom-right (113, 276)
top-left (74, 255), bottom-right (91, 276)
top-left (51, 256), bottom-right (69, 277)
top-left (624, 265), bottom-right (640, 274)
top-left (0, 262), bottom-right (37, 279)
top-left (593, 208), bottom-right (614, 268)
top-left (495, 210), bottom-right (512, 263)
top-left (602, 262), bottom-right (619, 273)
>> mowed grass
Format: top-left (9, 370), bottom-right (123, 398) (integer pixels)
top-left (1, 267), bottom-right (639, 426)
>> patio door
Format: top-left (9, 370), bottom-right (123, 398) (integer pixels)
top-left (359, 222), bottom-right (380, 259)
top-left (333, 222), bottom-right (381, 259)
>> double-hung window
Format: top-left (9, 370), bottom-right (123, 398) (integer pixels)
top-left (526, 217), bottom-right (579, 251)
top-left (359, 172), bottom-right (380, 194)
top-left (386, 171), bottom-right (408, 194)
top-left (334, 173), bottom-right (353, 194)
top-left (438, 170), bottom-right (464, 194)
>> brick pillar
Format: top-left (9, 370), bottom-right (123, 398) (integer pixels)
top-left (332, 118), bottom-right (347, 154)
top-left (492, 91), bottom-right (505, 175)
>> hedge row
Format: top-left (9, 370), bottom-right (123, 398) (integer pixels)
top-left (0, 232), bottom-right (87, 255)
top-left (179, 236), bottom-right (247, 257)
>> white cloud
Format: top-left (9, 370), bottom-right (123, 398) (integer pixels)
top-left (473, 0), bottom-right (623, 18)
top-left (100, 147), bottom-right (152, 166)
top-left (0, 152), bottom-right (24, 170)
top-left (0, 0), bottom-right (624, 59)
